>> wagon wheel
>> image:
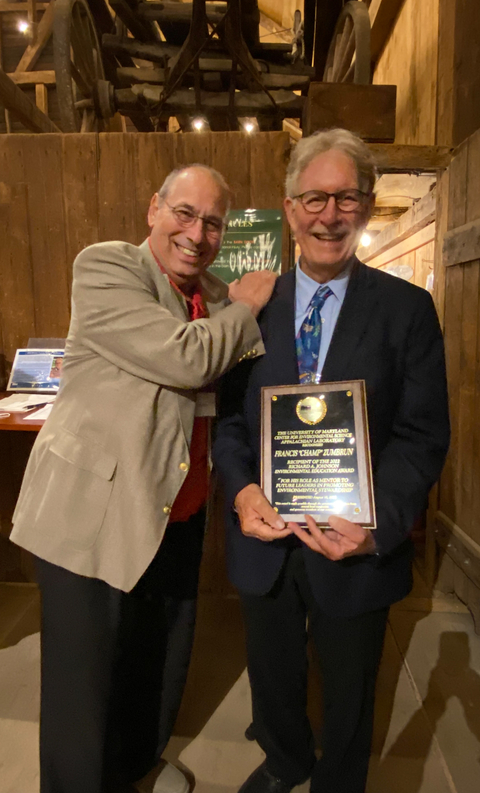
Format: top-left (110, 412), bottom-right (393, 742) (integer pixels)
top-left (323, 1), bottom-right (371, 85)
top-left (53, 0), bottom-right (106, 132)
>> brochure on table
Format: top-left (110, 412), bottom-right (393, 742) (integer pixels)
top-left (7, 349), bottom-right (64, 393)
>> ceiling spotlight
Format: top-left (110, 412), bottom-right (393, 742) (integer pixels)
top-left (18, 19), bottom-right (30, 33)
top-left (361, 232), bottom-right (372, 247)
top-left (244, 122), bottom-right (255, 134)
top-left (192, 117), bottom-right (206, 131)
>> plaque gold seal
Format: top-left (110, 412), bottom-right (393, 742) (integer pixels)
top-left (296, 396), bottom-right (327, 425)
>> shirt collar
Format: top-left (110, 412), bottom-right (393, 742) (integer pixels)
top-left (295, 258), bottom-right (352, 315)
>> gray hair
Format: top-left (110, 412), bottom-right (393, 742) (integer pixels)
top-left (157, 164), bottom-right (232, 213)
top-left (285, 128), bottom-right (377, 197)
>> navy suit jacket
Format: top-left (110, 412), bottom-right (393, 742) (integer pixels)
top-left (213, 260), bottom-right (450, 617)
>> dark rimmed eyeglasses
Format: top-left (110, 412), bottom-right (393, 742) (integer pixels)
top-left (291, 189), bottom-right (371, 214)
top-left (166, 203), bottom-right (228, 237)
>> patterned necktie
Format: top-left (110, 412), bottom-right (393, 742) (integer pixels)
top-left (296, 285), bottom-right (333, 383)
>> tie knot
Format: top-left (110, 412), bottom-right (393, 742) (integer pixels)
top-left (310, 285), bottom-right (333, 310)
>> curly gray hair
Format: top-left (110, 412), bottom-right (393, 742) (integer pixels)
top-left (285, 129), bottom-right (377, 197)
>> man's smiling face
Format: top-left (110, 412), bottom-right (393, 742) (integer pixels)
top-left (284, 149), bottom-right (374, 283)
top-left (148, 167), bottom-right (227, 293)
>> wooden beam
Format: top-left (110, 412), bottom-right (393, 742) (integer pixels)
top-left (443, 217), bottom-right (480, 267)
top-left (15, 0), bottom-right (54, 72)
top-left (368, 144), bottom-right (453, 172)
top-left (7, 69), bottom-right (55, 85)
top-left (35, 81), bottom-right (47, 114)
top-left (0, 2), bottom-right (49, 9)
top-left (358, 188), bottom-right (436, 262)
top-left (369, 0), bottom-right (405, 64)
top-left (361, 222), bottom-right (436, 269)
top-left (137, 1), bottom-right (226, 24)
top-left (28, 0), bottom-right (37, 42)
top-left (0, 68), bottom-right (59, 131)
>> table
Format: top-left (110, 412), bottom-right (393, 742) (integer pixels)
top-left (0, 393), bottom-right (47, 432)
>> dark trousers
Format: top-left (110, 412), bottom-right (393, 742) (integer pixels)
top-left (240, 548), bottom-right (388, 793)
top-left (35, 510), bottom-right (205, 793)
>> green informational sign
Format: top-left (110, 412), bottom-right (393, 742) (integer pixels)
top-left (209, 209), bottom-right (283, 285)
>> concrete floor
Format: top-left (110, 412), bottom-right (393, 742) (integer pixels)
top-left (1, 570), bottom-right (479, 793)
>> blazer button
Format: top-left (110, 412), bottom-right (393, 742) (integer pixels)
top-left (179, 462), bottom-right (189, 472)
top-left (251, 348), bottom-right (257, 355)
top-left (163, 505), bottom-right (171, 515)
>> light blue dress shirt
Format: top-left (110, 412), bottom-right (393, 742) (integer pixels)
top-left (295, 261), bottom-right (351, 381)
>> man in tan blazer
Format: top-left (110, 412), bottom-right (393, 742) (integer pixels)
top-left (11, 165), bottom-right (276, 793)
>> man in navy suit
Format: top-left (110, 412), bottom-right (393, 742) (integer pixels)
top-left (213, 129), bottom-right (450, 793)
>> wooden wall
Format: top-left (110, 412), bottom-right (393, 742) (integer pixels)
top-left (373, 0), bottom-right (439, 145)
top-left (0, 130), bottom-right (291, 586)
top-left (432, 126), bottom-right (480, 628)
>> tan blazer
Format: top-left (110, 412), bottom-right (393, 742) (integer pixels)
top-left (11, 239), bottom-right (264, 591)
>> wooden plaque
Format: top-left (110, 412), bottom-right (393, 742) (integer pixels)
top-left (261, 380), bottom-right (376, 528)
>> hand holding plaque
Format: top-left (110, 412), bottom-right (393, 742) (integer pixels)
top-left (261, 381), bottom-right (376, 528)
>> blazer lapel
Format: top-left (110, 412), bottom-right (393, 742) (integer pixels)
top-left (263, 268), bottom-right (298, 385)
top-left (139, 239), bottom-right (190, 321)
top-left (322, 259), bottom-right (378, 382)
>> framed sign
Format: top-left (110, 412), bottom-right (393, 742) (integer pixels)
top-left (209, 209), bottom-right (283, 284)
top-left (7, 349), bottom-right (64, 392)
top-left (261, 380), bottom-right (376, 528)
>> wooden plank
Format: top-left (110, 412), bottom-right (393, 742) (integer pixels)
top-left (451, 0), bottom-right (480, 147)
top-left (0, 69), bottom-right (59, 132)
top-left (367, 144), bottom-right (452, 172)
top-left (97, 133), bottom-right (137, 243)
top-left (7, 69), bottom-right (55, 85)
top-left (61, 134), bottom-right (100, 295)
top-left (443, 218), bottom-right (480, 267)
top-left (433, 168), bottom-right (450, 328)
top-left (0, 139), bottom-right (36, 368)
top-left (174, 130), bottom-right (212, 170)
top-left (15, 0), bottom-right (54, 73)
top-left (364, 223), bottom-right (435, 269)
top-left (210, 131), bottom-right (250, 210)
top-left (249, 131), bottom-right (291, 272)
top-left (436, 0), bottom-right (455, 146)
top-left (439, 264), bottom-right (463, 524)
top-left (35, 82), bottom-right (47, 114)
top-left (438, 140), bottom-right (469, 523)
top-left (466, 128), bottom-right (480, 223)
top-left (132, 132), bottom-right (175, 242)
top-left (369, 0), bottom-right (406, 63)
top-left (469, 132), bottom-right (480, 550)
top-left (373, 0), bottom-right (439, 147)
top-left (358, 188), bottom-right (436, 262)
top-left (19, 135), bottom-right (70, 338)
top-left (456, 261), bottom-right (480, 536)
top-left (303, 82), bottom-right (396, 143)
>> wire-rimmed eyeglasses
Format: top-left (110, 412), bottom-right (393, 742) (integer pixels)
top-left (166, 203), bottom-right (228, 237)
top-left (291, 189), bottom-right (371, 214)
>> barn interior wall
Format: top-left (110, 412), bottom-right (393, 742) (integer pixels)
top-left (373, 0), bottom-right (440, 145)
top-left (258, 0), bottom-right (302, 29)
top-left (0, 130), bottom-right (291, 588)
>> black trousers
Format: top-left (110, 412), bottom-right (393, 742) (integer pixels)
top-left (240, 548), bottom-right (388, 793)
top-left (35, 510), bottom-right (205, 793)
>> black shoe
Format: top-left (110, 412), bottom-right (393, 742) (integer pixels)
top-left (237, 761), bottom-right (296, 793)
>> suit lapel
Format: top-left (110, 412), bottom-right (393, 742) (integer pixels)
top-left (322, 259), bottom-right (377, 381)
top-left (263, 269), bottom-right (298, 385)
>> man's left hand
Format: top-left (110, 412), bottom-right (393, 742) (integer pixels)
top-left (289, 514), bottom-right (376, 560)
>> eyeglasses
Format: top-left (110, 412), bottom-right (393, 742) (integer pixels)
top-left (166, 203), bottom-right (227, 237)
top-left (291, 189), bottom-right (370, 214)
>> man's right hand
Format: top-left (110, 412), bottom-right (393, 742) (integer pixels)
top-left (234, 483), bottom-right (292, 541)
top-left (228, 271), bottom-right (277, 317)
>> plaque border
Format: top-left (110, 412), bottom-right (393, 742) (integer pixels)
top-left (261, 380), bottom-right (376, 528)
